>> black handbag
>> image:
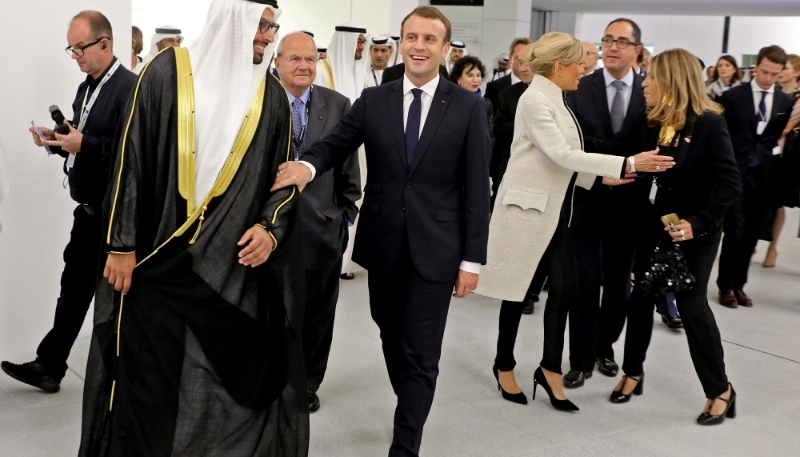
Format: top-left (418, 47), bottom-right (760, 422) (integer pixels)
top-left (635, 238), bottom-right (696, 297)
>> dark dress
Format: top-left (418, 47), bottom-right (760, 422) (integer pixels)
top-left (781, 90), bottom-right (800, 208)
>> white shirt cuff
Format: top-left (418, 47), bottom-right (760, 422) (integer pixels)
top-left (297, 161), bottom-right (317, 181)
top-left (459, 261), bottom-right (481, 275)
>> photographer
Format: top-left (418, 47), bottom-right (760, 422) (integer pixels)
top-left (1, 10), bottom-right (135, 393)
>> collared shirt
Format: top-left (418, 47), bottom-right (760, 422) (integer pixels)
top-left (366, 67), bottom-right (384, 88)
top-left (402, 74), bottom-right (439, 137)
top-left (603, 67), bottom-right (634, 118)
top-left (751, 78), bottom-right (775, 124)
top-left (286, 86), bottom-right (312, 127)
top-left (510, 72), bottom-right (521, 86)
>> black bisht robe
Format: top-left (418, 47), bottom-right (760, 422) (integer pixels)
top-left (79, 47), bottom-right (308, 456)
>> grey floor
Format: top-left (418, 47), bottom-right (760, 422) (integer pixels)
top-left (2, 238), bottom-right (800, 456)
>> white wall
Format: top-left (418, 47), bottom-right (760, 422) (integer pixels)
top-left (577, 14), bottom-right (800, 71)
top-left (0, 1), bottom-right (131, 359)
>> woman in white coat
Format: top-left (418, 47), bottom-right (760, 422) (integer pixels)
top-left (476, 32), bottom-right (675, 410)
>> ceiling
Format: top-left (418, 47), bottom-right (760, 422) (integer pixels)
top-left (531, 0), bottom-right (800, 16)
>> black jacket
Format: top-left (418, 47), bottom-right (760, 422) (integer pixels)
top-left (296, 86), bottom-right (361, 270)
top-left (302, 77), bottom-right (491, 282)
top-left (490, 81), bottom-right (527, 204)
top-left (484, 73), bottom-right (512, 114)
top-left (380, 63), bottom-right (449, 85)
top-left (719, 83), bottom-right (793, 172)
top-left (55, 58), bottom-right (137, 207)
top-left (642, 111), bottom-right (742, 239)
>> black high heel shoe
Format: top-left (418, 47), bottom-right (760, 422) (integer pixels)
top-left (609, 374), bottom-right (644, 403)
top-left (532, 367), bottom-right (579, 411)
top-left (697, 384), bottom-right (736, 425)
top-left (493, 365), bottom-right (527, 405)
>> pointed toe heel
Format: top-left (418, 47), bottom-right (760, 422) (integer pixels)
top-left (533, 367), bottom-right (579, 411)
top-left (493, 365), bottom-right (527, 405)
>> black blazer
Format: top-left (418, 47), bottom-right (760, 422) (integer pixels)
top-left (719, 83), bottom-right (793, 171)
top-left (484, 73), bottom-right (512, 114)
top-left (490, 81), bottom-right (527, 198)
top-left (566, 69), bottom-right (647, 157)
top-left (302, 77), bottom-right (491, 282)
top-left (297, 85), bottom-right (362, 270)
top-left (380, 63), bottom-right (449, 85)
top-left (642, 112), bottom-right (742, 239)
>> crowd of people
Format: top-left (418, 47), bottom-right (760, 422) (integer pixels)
top-left (1, 0), bottom-right (799, 455)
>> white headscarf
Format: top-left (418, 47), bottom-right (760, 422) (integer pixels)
top-left (135, 25), bottom-right (183, 74)
top-left (385, 33), bottom-right (401, 67)
top-left (189, 0), bottom-right (281, 206)
top-left (319, 23), bottom-right (368, 104)
top-left (446, 41), bottom-right (467, 73)
top-left (366, 36), bottom-right (392, 87)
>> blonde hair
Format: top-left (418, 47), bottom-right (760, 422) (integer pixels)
top-left (132, 26), bottom-right (143, 55)
top-left (526, 32), bottom-right (584, 77)
top-left (786, 54), bottom-right (800, 81)
top-left (647, 48), bottom-right (722, 129)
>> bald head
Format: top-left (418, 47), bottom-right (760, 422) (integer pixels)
top-left (583, 41), bottom-right (599, 74)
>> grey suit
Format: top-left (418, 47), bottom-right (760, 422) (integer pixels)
top-left (296, 85), bottom-right (361, 391)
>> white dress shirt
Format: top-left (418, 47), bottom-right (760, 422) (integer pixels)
top-left (510, 72), bottom-right (521, 86)
top-left (302, 73), bottom-right (480, 275)
top-left (603, 67), bottom-right (634, 118)
top-left (751, 78), bottom-right (775, 124)
top-left (366, 67), bottom-right (384, 88)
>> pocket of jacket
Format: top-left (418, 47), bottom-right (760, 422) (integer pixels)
top-left (502, 187), bottom-right (549, 212)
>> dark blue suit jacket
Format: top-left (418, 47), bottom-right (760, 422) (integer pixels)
top-left (302, 76), bottom-right (491, 283)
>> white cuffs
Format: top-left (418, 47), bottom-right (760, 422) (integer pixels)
top-left (459, 261), bottom-right (481, 275)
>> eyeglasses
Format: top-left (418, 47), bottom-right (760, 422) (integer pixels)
top-left (284, 55), bottom-right (317, 65)
top-left (258, 19), bottom-right (280, 35)
top-left (65, 37), bottom-right (109, 57)
top-left (600, 37), bottom-right (638, 49)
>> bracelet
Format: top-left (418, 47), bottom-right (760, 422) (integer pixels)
top-left (627, 156), bottom-right (636, 173)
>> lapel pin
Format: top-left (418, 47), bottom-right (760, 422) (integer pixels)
top-left (440, 99), bottom-right (445, 103)
top-left (319, 116), bottom-right (324, 120)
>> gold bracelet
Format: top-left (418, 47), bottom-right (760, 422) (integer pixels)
top-left (108, 251), bottom-right (136, 255)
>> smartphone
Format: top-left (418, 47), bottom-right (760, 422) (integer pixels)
top-left (661, 213), bottom-right (680, 227)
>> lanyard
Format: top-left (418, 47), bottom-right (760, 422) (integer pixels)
top-left (292, 86), bottom-right (312, 160)
top-left (78, 59), bottom-right (122, 133)
top-left (371, 68), bottom-right (380, 87)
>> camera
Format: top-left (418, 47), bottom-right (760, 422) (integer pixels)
top-left (49, 105), bottom-right (71, 135)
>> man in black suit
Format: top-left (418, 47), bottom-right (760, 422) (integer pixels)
top-left (716, 45), bottom-right (792, 308)
top-left (484, 37), bottom-right (532, 114)
top-left (380, 61), bottom-right (448, 84)
top-left (273, 7), bottom-right (490, 456)
top-left (275, 31), bottom-right (361, 413)
top-left (563, 18), bottom-right (650, 388)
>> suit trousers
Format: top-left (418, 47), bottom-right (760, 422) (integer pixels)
top-left (622, 229), bottom-right (729, 399)
top-left (567, 187), bottom-right (636, 372)
top-left (717, 166), bottom-right (772, 291)
top-left (37, 205), bottom-right (103, 381)
top-left (367, 236), bottom-right (454, 457)
top-left (302, 259), bottom-right (343, 392)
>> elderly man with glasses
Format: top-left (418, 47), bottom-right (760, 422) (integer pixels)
top-left (2, 10), bottom-right (136, 394)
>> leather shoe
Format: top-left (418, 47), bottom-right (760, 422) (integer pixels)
top-left (308, 389), bottom-right (320, 413)
top-left (1, 359), bottom-right (60, 393)
top-left (522, 295), bottom-right (537, 315)
top-left (563, 370), bottom-right (592, 388)
top-left (733, 289), bottom-right (753, 307)
top-left (718, 290), bottom-right (739, 308)
top-left (596, 358), bottom-right (619, 377)
top-left (661, 315), bottom-right (683, 329)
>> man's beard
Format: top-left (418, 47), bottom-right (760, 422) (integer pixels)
top-left (253, 55), bottom-right (264, 65)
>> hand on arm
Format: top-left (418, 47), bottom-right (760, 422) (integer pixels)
top-left (272, 161), bottom-right (313, 192)
top-left (626, 148), bottom-right (675, 173)
top-left (104, 252), bottom-right (136, 295)
top-left (237, 225), bottom-right (275, 267)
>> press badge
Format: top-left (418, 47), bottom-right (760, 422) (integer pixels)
top-left (757, 121), bottom-right (768, 135)
top-left (649, 177), bottom-right (658, 204)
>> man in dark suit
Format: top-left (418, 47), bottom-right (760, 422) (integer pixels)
top-left (275, 31), bottom-right (362, 413)
top-left (484, 37), bottom-right (532, 114)
top-left (274, 7), bottom-right (490, 457)
top-left (381, 61), bottom-right (448, 84)
top-left (563, 18), bottom-right (650, 388)
top-left (716, 45), bottom-right (793, 308)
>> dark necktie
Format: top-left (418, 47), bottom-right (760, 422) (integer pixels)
top-left (758, 90), bottom-right (768, 123)
top-left (291, 97), bottom-right (303, 159)
top-left (610, 80), bottom-right (626, 134)
top-left (405, 88), bottom-right (422, 166)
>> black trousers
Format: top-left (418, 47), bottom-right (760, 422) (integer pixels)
top-left (622, 229), bottom-right (729, 399)
top-left (302, 260), bottom-right (343, 392)
top-left (495, 224), bottom-right (578, 374)
top-left (717, 166), bottom-right (772, 291)
top-left (37, 205), bottom-right (103, 381)
top-left (367, 241), bottom-right (454, 457)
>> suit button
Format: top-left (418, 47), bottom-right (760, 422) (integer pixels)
top-left (406, 181), bottom-right (411, 187)
top-left (401, 207), bottom-right (405, 215)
